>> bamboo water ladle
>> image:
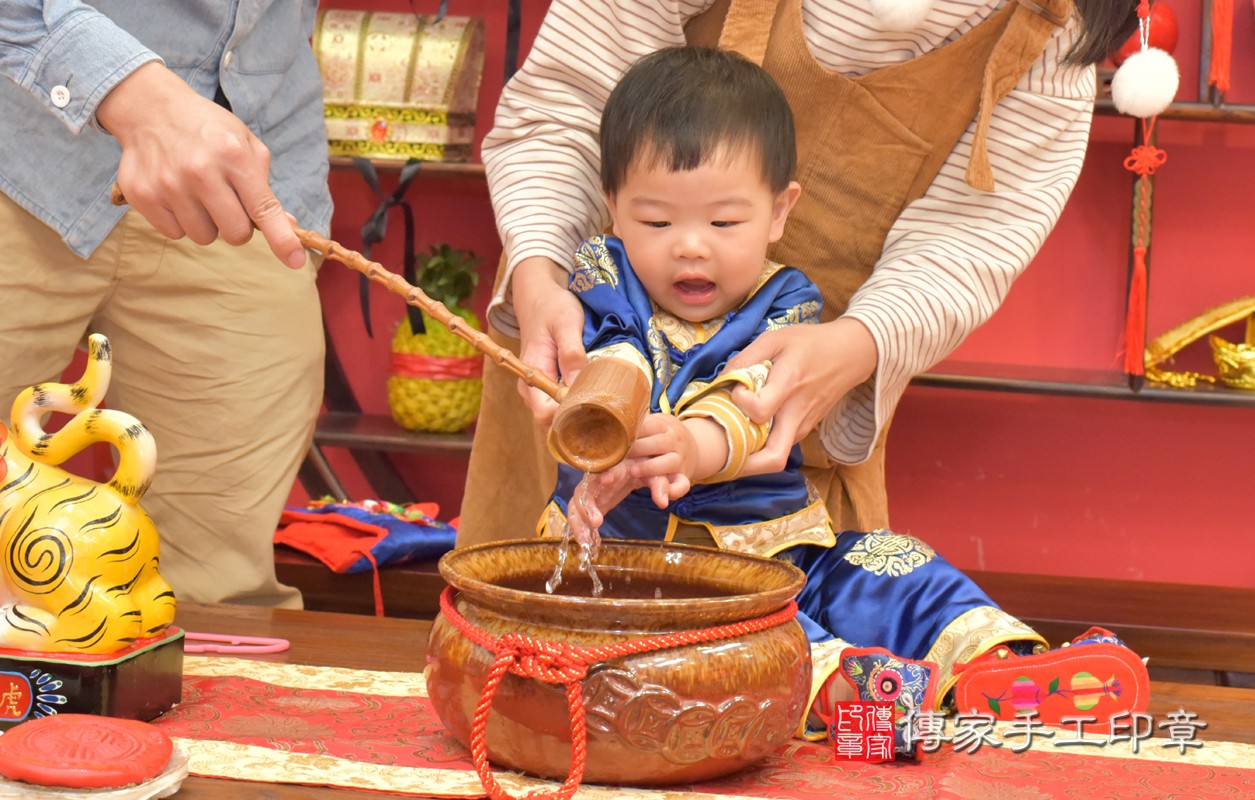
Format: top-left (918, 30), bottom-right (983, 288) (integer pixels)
top-left (111, 186), bottom-right (648, 473)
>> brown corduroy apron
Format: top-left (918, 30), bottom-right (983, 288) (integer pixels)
top-left (457, 0), bottom-right (1071, 547)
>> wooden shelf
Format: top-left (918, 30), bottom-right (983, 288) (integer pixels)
top-left (313, 411), bottom-right (474, 454)
top-left (328, 157), bottom-right (487, 178)
top-left (1094, 98), bottom-right (1255, 124)
top-left (913, 362), bottom-right (1255, 407)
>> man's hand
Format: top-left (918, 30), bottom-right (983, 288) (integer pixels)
top-left (97, 62), bottom-right (305, 269)
top-left (511, 256), bottom-right (587, 430)
top-left (726, 317), bottom-right (878, 476)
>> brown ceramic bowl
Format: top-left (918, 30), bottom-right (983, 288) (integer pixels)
top-left (425, 538), bottom-right (811, 786)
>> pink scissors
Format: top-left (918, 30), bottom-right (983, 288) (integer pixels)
top-left (184, 631), bottom-right (290, 654)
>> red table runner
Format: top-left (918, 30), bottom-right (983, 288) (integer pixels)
top-left (154, 658), bottom-right (1255, 799)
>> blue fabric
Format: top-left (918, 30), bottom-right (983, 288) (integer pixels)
top-left (553, 236), bottom-right (822, 536)
top-left (0, 0), bottom-right (332, 257)
top-left (555, 239), bottom-right (1010, 664)
top-left (283, 502), bottom-right (457, 574)
top-left (575, 236), bottom-right (822, 411)
top-left (785, 531), bottom-right (1002, 659)
top-left (840, 649), bottom-right (936, 757)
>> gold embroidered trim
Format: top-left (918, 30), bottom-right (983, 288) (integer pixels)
top-left (676, 362), bottom-right (770, 410)
top-left (986, 721), bottom-right (1255, 770)
top-left (653, 307), bottom-right (724, 348)
top-left (327, 140), bottom-right (469, 161)
top-left (173, 739), bottom-right (490, 798)
top-left (842, 530), bottom-right (937, 577)
top-left (571, 236), bottom-right (621, 291)
top-left (184, 656), bottom-right (427, 697)
top-left (324, 105), bottom-right (475, 126)
top-left (702, 490), bottom-right (835, 557)
top-left (923, 606), bottom-right (1046, 707)
top-left (677, 362), bottom-right (772, 482)
top-left (538, 501), bottom-right (566, 539)
top-left (648, 259), bottom-right (798, 351)
top-left (588, 343), bottom-right (653, 382)
top-left (765, 299), bottom-right (820, 331)
top-left (540, 495), bottom-right (832, 559)
top-left (798, 638), bottom-right (854, 741)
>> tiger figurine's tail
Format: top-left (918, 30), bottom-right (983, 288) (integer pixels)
top-left (0, 334), bottom-right (176, 654)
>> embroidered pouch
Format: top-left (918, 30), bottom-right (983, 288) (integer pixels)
top-left (838, 647), bottom-right (940, 758)
top-left (313, 10), bottom-right (485, 161)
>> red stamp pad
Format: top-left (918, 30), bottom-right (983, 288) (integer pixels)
top-left (0, 714), bottom-right (173, 789)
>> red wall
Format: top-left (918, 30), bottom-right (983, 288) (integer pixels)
top-left (896, 2), bottom-right (1255, 589)
top-left (314, 1), bottom-right (1255, 587)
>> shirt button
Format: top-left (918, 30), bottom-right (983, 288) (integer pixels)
top-left (222, 50), bottom-right (234, 69)
top-left (50, 85), bottom-right (71, 108)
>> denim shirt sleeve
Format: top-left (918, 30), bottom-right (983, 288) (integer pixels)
top-left (0, 0), bottom-right (161, 133)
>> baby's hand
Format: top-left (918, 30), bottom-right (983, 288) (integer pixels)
top-left (567, 462), bottom-right (637, 547)
top-left (625, 414), bottom-right (698, 508)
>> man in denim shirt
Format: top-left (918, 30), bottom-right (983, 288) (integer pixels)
top-left (0, 1), bottom-right (333, 608)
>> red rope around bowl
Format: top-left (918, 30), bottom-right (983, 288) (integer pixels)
top-left (437, 586), bottom-right (799, 800)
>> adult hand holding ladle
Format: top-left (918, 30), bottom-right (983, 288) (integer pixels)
top-left (110, 185), bottom-right (647, 473)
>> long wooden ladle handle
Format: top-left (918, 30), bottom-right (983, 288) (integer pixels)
top-left (110, 185), bottom-right (566, 403)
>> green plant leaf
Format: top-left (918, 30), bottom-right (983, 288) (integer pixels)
top-left (415, 243), bottom-right (480, 308)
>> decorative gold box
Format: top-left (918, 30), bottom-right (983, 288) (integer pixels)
top-left (313, 10), bottom-right (485, 162)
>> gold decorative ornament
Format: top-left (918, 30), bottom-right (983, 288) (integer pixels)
top-left (313, 10), bottom-right (485, 162)
top-left (1144, 296), bottom-right (1255, 389)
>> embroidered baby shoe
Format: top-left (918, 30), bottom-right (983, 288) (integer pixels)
top-left (837, 647), bottom-right (940, 758)
top-left (951, 627), bottom-right (1150, 733)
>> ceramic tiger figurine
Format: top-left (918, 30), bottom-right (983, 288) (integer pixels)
top-left (0, 334), bottom-right (175, 655)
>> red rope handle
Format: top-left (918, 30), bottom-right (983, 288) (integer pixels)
top-left (438, 586), bottom-right (798, 800)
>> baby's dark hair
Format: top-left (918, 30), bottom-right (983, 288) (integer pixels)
top-left (600, 46), bottom-right (797, 195)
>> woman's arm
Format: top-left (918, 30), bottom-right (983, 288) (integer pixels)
top-left (732, 18), bottom-right (1097, 472)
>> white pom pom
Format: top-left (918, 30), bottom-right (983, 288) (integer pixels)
top-left (868, 0), bottom-right (934, 31)
top-left (1111, 48), bottom-right (1180, 118)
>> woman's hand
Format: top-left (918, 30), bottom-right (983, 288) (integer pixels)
top-left (98, 62), bottom-right (306, 269)
top-left (511, 256), bottom-right (587, 430)
top-left (725, 317), bottom-right (878, 476)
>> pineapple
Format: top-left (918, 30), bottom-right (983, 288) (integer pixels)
top-left (388, 244), bottom-right (484, 433)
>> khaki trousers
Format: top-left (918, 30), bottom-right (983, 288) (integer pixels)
top-left (0, 194), bottom-right (323, 607)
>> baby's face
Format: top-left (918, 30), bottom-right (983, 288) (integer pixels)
top-left (606, 149), bottom-right (799, 322)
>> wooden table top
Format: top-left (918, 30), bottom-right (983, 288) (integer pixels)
top-left (170, 602), bottom-right (1255, 799)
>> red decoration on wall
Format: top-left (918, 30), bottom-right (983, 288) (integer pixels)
top-left (1111, 1), bottom-right (1179, 66)
top-left (1209, 0), bottom-right (1234, 97)
top-left (1122, 121), bottom-right (1168, 377)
